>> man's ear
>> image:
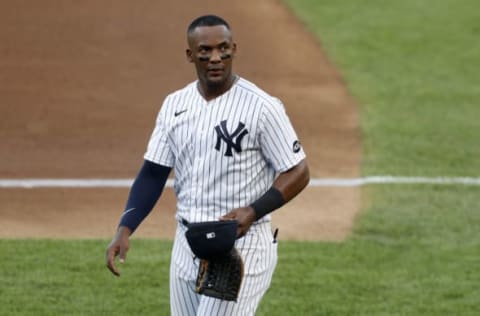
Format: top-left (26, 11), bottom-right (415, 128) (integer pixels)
top-left (232, 43), bottom-right (237, 57)
top-left (186, 49), bottom-right (193, 63)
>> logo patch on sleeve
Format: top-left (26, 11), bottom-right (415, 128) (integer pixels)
top-left (292, 140), bottom-right (301, 153)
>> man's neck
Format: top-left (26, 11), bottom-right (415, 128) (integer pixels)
top-left (198, 75), bottom-right (238, 101)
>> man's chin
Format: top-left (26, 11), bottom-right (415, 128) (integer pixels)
top-left (206, 76), bottom-right (227, 88)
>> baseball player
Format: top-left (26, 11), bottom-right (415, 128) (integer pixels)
top-left (106, 15), bottom-right (310, 315)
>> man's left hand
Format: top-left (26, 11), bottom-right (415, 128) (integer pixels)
top-left (220, 206), bottom-right (256, 238)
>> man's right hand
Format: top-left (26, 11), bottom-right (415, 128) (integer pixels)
top-left (105, 226), bottom-right (132, 276)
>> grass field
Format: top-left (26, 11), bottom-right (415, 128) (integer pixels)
top-left (2, 0), bottom-right (480, 315)
top-left (284, 0), bottom-right (480, 177)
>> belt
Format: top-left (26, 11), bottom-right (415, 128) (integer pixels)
top-left (180, 217), bottom-right (269, 227)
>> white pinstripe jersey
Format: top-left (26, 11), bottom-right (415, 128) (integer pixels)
top-left (144, 77), bottom-right (305, 223)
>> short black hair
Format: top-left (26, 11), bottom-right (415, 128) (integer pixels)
top-left (187, 15), bottom-right (230, 34)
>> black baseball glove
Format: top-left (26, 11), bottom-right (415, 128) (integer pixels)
top-left (195, 248), bottom-right (244, 301)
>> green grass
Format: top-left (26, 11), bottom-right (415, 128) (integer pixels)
top-left (2, 190), bottom-right (480, 316)
top-left (264, 185), bottom-right (480, 315)
top-left (2, 0), bottom-right (480, 315)
top-left (284, 0), bottom-right (480, 176)
top-left (0, 240), bottom-right (171, 315)
top-left (279, 0), bottom-right (480, 315)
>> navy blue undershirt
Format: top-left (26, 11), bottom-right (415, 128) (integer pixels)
top-left (119, 160), bottom-right (171, 233)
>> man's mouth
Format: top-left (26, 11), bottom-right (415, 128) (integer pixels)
top-left (207, 68), bottom-right (224, 76)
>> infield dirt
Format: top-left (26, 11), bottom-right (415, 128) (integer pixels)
top-left (0, 0), bottom-right (361, 240)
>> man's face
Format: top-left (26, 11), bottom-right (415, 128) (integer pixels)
top-left (186, 25), bottom-right (237, 87)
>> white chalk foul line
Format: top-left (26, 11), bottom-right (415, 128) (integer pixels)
top-left (310, 176), bottom-right (480, 187)
top-left (0, 177), bottom-right (480, 188)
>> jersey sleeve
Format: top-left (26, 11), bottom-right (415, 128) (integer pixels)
top-left (143, 97), bottom-right (175, 167)
top-left (259, 98), bottom-right (306, 173)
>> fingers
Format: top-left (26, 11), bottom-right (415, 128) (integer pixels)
top-left (236, 227), bottom-right (245, 238)
top-left (119, 245), bottom-right (128, 264)
top-left (106, 241), bottom-right (129, 277)
top-left (105, 228), bottom-right (131, 277)
top-left (220, 212), bottom-right (236, 221)
top-left (220, 208), bottom-right (256, 238)
top-left (219, 211), bottom-right (243, 237)
top-left (106, 247), bottom-right (121, 277)
top-left (237, 223), bottom-right (250, 238)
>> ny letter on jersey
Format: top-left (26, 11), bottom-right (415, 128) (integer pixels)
top-left (214, 120), bottom-right (248, 157)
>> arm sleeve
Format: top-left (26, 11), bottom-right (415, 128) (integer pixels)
top-left (119, 160), bottom-right (172, 233)
top-left (259, 98), bottom-right (306, 172)
top-left (144, 96), bottom-right (175, 167)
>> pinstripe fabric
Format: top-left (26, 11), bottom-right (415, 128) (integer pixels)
top-left (144, 77), bottom-right (305, 223)
top-left (144, 77), bottom-right (305, 315)
top-left (171, 222), bottom-right (277, 316)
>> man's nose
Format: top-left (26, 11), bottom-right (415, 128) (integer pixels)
top-left (209, 49), bottom-right (222, 62)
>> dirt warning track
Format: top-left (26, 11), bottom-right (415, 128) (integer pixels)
top-left (0, 0), bottom-right (361, 240)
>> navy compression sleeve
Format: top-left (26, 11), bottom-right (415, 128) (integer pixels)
top-left (119, 160), bottom-right (171, 233)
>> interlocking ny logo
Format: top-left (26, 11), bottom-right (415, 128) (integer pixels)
top-left (214, 120), bottom-right (249, 157)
